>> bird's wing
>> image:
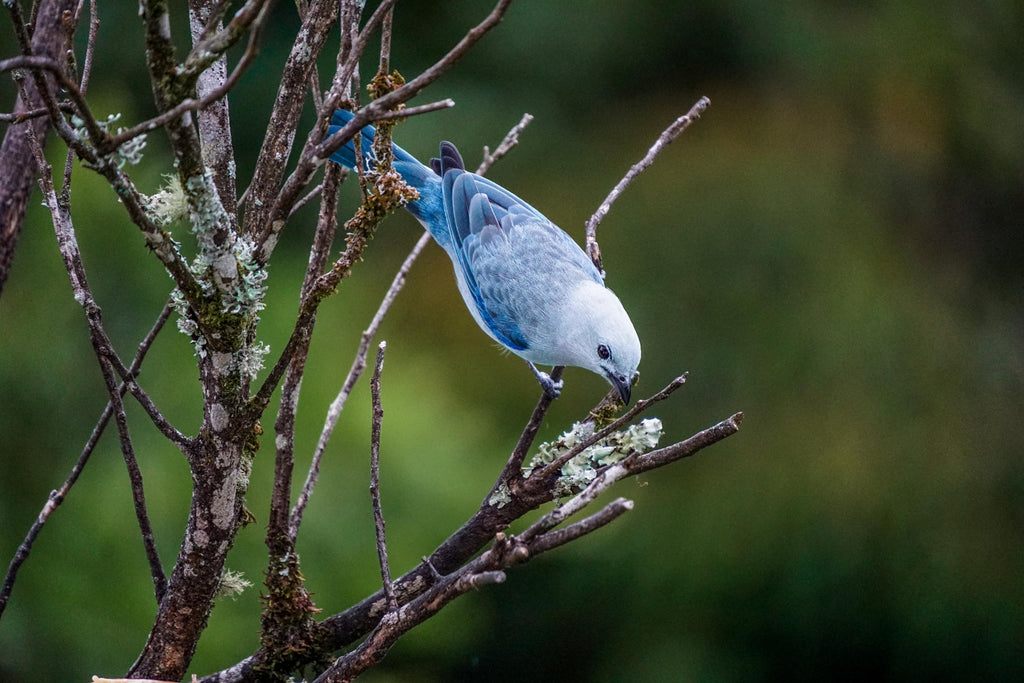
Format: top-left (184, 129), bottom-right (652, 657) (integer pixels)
top-left (438, 142), bottom-right (603, 351)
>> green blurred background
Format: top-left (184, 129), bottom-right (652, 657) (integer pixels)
top-left (2, 0), bottom-right (1023, 680)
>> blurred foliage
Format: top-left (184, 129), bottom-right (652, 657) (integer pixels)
top-left (2, 0), bottom-right (1023, 681)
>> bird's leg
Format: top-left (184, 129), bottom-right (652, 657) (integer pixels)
top-left (526, 361), bottom-right (563, 399)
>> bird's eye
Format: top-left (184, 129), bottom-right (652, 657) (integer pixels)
top-left (597, 344), bottom-right (611, 360)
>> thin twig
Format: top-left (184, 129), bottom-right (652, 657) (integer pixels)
top-left (477, 112), bottom-right (533, 175)
top-left (24, 124), bottom-right (169, 604)
top-left (0, 103), bottom-right (72, 122)
top-left (372, 98), bottom-right (455, 122)
top-left (288, 181), bottom-right (325, 218)
top-left (584, 95), bottom-right (710, 274)
top-left (124, 380), bottom-right (192, 449)
top-left (5, 0), bottom-right (32, 53)
top-left (627, 411), bottom-right (745, 475)
top-left (289, 230), bottom-right (431, 538)
top-left (62, 0), bottom-right (99, 195)
top-left (369, 342), bottom-right (397, 611)
top-left (77, 0), bottom-right (100, 96)
top-left (378, 4), bottom-right (393, 74)
top-left (528, 497), bottom-right (634, 555)
top-left (0, 301), bottom-right (174, 619)
top-left (266, 163), bottom-right (343, 547)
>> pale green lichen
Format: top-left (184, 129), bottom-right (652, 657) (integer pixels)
top-left (236, 340), bottom-right (270, 381)
top-left (184, 169), bottom-right (232, 258)
top-left (71, 112), bottom-right (147, 168)
top-left (147, 174), bottom-right (190, 226)
top-left (168, 174), bottom-right (268, 369)
top-left (217, 568), bottom-right (253, 600)
top-left (523, 418), bottom-right (664, 498)
top-left (488, 482), bottom-right (512, 509)
top-left (229, 233), bottom-right (267, 315)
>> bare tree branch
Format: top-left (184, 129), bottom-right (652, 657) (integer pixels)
top-left (369, 342), bottom-right (397, 612)
top-left (25, 124), bottom-right (168, 605)
top-left (0, 301), bottom-right (173, 619)
top-left (289, 229), bottom-right (432, 539)
top-left (373, 98), bottom-right (456, 121)
top-left (584, 95), bottom-right (710, 274)
top-left (265, 162), bottom-right (343, 554)
top-left (0, 0), bottom-right (78, 297)
top-left (527, 497), bottom-right (634, 555)
top-left (241, 0), bottom-right (341, 234)
top-left (61, 0), bottom-right (99, 195)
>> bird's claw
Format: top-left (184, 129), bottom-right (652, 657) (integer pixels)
top-left (537, 372), bottom-right (563, 400)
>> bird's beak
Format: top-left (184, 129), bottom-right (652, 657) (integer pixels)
top-left (607, 372), bottom-right (631, 404)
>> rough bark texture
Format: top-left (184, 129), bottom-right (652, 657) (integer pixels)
top-left (0, 0), bottom-right (77, 297)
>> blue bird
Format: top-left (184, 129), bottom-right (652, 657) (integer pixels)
top-left (327, 109), bottom-right (641, 402)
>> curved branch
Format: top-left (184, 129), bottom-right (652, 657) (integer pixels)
top-left (584, 95), bottom-right (710, 274)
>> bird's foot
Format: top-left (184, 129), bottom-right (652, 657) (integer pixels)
top-left (537, 372), bottom-right (563, 400)
top-left (527, 362), bottom-right (563, 400)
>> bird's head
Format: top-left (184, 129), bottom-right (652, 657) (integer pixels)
top-left (563, 281), bottom-right (642, 403)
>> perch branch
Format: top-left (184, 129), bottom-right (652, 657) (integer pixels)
top-left (534, 373), bottom-right (688, 481)
top-left (316, 391), bottom-right (728, 683)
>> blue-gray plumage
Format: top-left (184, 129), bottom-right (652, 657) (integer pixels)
top-left (328, 109), bottom-right (641, 402)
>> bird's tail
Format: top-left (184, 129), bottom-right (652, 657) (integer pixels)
top-left (327, 109), bottom-right (421, 170)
